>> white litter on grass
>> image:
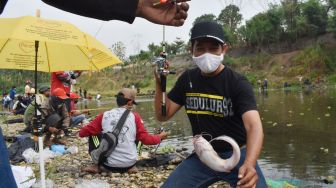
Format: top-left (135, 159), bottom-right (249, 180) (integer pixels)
top-left (22, 148), bottom-right (60, 163)
top-left (65, 146), bottom-right (79, 154)
top-left (75, 179), bottom-right (110, 188)
top-left (11, 165), bottom-right (35, 188)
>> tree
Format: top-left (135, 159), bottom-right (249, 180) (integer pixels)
top-left (217, 4), bottom-right (243, 32)
top-left (147, 43), bottom-right (162, 56)
top-left (281, 0), bottom-right (301, 41)
top-left (192, 14), bottom-right (217, 26)
top-left (110, 41), bottom-right (126, 62)
top-left (265, 4), bottom-right (284, 43)
top-left (330, 14), bottom-right (336, 37)
top-left (302, 0), bottom-right (328, 36)
top-left (168, 38), bottom-right (186, 55)
top-left (241, 12), bottom-right (274, 47)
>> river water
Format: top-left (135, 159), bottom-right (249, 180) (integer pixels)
top-left (78, 87), bottom-right (336, 187)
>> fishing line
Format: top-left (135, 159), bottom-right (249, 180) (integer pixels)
top-left (200, 132), bottom-right (213, 141)
top-left (94, 21), bottom-right (105, 38)
top-left (77, 107), bottom-right (110, 112)
top-left (187, 69), bottom-right (213, 138)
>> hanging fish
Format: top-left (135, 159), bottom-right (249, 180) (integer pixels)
top-left (193, 135), bottom-right (241, 172)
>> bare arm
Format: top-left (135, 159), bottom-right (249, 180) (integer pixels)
top-left (154, 75), bottom-right (181, 122)
top-left (243, 110), bottom-right (263, 166)
top-left (237, 110), bottom-right (264, 188)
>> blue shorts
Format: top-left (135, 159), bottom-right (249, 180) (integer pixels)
top-left (161, 148), bottom-right (267, 188)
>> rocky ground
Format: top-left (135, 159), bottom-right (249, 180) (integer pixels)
top-left (1, 114), bottom-right (230, 188)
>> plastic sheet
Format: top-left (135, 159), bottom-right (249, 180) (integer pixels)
top-left (11, 165), bottom-right (36, 188)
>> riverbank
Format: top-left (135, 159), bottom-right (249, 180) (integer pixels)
top-left (1, 115), bottom-right (230, 188)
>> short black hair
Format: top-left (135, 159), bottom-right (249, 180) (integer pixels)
top-left (116, 92), bottom-right (130, 107)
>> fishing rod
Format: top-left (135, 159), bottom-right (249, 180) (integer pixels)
top-left (154, 26), bottom-right (176, 116)
top-left (76, 107), bottom-right (111, 112)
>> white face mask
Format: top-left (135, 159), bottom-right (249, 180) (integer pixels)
top-left (192, 53), bottom-right (224, 74)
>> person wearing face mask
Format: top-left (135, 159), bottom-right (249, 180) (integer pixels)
top-left (79, 88), bottom-right (168, 174)
top-left (154, 21), bottom-right (267, 188)
top-left (42, 88), bottom-right (71, 146)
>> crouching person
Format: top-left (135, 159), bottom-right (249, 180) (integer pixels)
top-left (80, 88), bottom-right (168, 173)
top-left (43, 88), bottom-right (71, 146)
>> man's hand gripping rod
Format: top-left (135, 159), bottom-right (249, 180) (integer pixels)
top-left (154, 52), bottom-right (175, 116)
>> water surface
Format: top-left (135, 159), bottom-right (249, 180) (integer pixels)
top-left (78, 87), bottom-right (336, 187)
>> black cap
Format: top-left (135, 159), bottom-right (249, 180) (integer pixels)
top-left (190, 21), bottom-right (225, 44)
top-left (39, 86), bottom-right (50, 94)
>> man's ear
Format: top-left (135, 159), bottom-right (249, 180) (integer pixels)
top-left (222, 44), bottom-right (229, 53)
top-left (127, 100), bottom-right (133, 106)
top-left (188, 45), bottom-right (193, 55)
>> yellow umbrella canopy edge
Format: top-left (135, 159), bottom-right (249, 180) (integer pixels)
top-left (0, 16), bottom-right (87, 46)
top-left (83, 33), bottom-right (122, 70)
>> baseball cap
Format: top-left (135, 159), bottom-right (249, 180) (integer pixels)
top-left (52, 88), bottom-right (69, 99)
top-left (38, 86), bottom-right (50, 94)
top-left (118, 88), bottom-right (137, 105)
top-left (190, 21), bottom-right (225, 44)
top-left (70, 92), bottom-right (80, 99)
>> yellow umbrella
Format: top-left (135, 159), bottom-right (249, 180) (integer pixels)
top-left (0, 15), bottom-right (121, 188)
top-left (0, 16), bottom-right (121, 71)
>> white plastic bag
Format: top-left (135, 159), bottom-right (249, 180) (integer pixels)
top-left (65, 146), bottom-right (79, 154)
top-left (22, 148), bottom-right (57, 163)
top-left (11, 165), bottom-right (36, 188)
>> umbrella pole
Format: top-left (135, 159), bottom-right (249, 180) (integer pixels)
top-left (34, 40), bottom-right (46, 188)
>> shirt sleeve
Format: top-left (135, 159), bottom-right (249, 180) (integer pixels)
top-left (61, 104), bottom-right (71, 128)
top-left (234, 76), bottom-right (257, 116)
top-left (12, 101), bottom-right (19, 110)
top-left (79, 113), bottom-right (103, 137)
top-left (168, 71), bottom-right (188, 106)
top-left (134, 112), bottom-right (161, 145)
top-left (41, 0), bottom-right (138, 23)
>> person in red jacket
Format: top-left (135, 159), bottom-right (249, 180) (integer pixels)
top-left (80, 88), bottom-right (168, 173)
top-left (51, 71), bottom-right (81, 112)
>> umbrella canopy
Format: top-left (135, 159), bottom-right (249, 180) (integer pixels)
top-left (0, 15), bottom-right (121, 188)
top-left (0, 16), bottom-right (121, 72)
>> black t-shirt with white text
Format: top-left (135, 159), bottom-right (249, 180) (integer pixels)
top-left (168, 67), bottom-right (257, 151)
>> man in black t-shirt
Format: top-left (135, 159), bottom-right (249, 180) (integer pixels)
top-left (154, 21), bottom-right (267, 188)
